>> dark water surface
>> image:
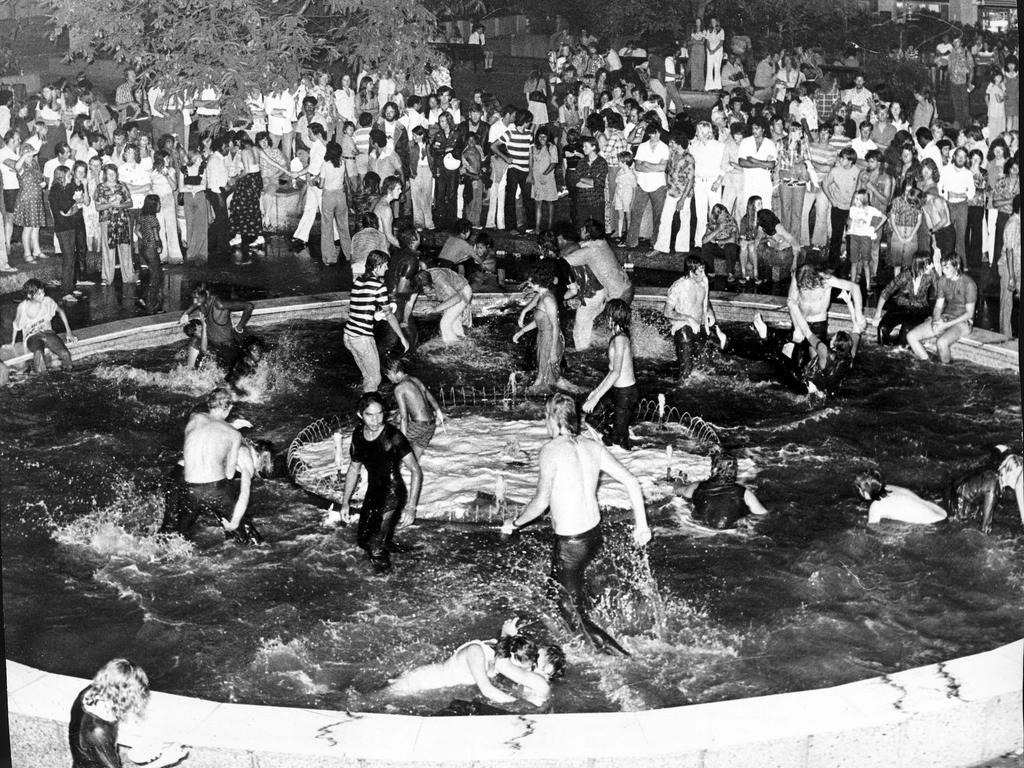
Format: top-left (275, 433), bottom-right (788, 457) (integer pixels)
top-left (2, 310), bottom-right (1022, 715)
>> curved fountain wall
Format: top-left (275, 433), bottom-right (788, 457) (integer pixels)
top-left (5, 290), bottom-right (1022, 767)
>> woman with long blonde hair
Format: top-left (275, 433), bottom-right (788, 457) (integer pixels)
top-left (70, 658), bottom-right (188, 767)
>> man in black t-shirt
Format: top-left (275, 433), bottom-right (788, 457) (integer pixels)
top-left (382, 222), bottom-right (423, 357)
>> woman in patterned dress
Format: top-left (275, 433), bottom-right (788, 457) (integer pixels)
top-left (12, 143), bottom-right (47, 262)
top-left (94, 164), bottom-right (136, 285)
top-left (228, 134), bottom-right (264, 261)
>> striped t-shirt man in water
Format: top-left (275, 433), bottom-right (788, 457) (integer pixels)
top-left (344, 250), bottom-right (409, 392)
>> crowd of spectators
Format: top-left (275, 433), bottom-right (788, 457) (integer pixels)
top-left (0, 14), bottom-right (1019, 340)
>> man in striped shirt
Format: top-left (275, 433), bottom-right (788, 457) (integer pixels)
top-left (803, 129), bottom-right (838, 247)
top-left (503, 109), bottom-right (534, 234)
top-left (345, 250), bottom-right (408, 392)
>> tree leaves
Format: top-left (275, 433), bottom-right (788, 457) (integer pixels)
top-left (40, 0), bottom-right (446, 119)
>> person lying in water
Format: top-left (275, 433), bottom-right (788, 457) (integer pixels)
top-left (854, 469), bottom-right (947, 525)
top-left (717, 312), bottom-right (854, 398)
top-left (675, 451), bottom-right (769, 529)
top-left (387, 617), bottom-right (565, 706)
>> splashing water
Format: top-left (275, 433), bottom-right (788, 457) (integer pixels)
top-left (92, 330), bottom-right (313, 402)
top-left (51, 478), bottom-right (194, 561)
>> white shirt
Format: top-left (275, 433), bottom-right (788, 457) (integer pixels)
top-left (938, 164), bottom-right (975, 202)
top-left (691, 139), bottom-right (724, 179)
top-left (0, 105), bottom-right (12, 136)
top-left (738, 136), bottom-right (777, 178)
top-left (919, 141), bottom-right (943, 168)
top-left (468, 30), bottom-right (485, 45)
top-left (306, 140), bottom-right (327, 178)
top-left (400, 108), bottom-right (428, 134)
top-left (0, 145), bottom-right (20, 189)
top-left (148, 86), bottom-right (166, 118)
top-left (205, 152), bottom-right (229, 192)
top-left (634, 140), bottom-right (670, 192)
top-left (844, 87), bottom-right (874, 118)
top-left (42, 157), bottom-right (72, 184)
top-left (334, 88), bottom-right (356, 124)
top-left (195, 88), bottom-right (221, 116)
top-left (850, 137), bottom-right (878, 159)
top-left (487, 119), bottom-right (511, 147)
top-left (265, 91), bottom-right (297, 135)
top-left (606, 49), bottom-right (622, 71)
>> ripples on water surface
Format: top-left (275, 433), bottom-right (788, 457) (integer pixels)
top-left (2, 311), bottom-right (1022, 714)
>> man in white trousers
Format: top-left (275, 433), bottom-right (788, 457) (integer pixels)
top-left (690, 121), bottom-right (724, 244)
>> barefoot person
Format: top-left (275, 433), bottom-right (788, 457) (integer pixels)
top-left (718, 312), bottom-right (855, 398)
top-left (583, 298), bottom-right (637, 450)
top-left (11, 278), bottom-right (76, 373)
top-left (167, 388), bottom-right (268, 544)
top-left (906, 252), bottom-right (976, 363)
top-left (69, 659), bottom-right (189, 768)
top-left (385, 358), bottom-right (445, 459)
top-left (331, 392), bottom-right (422, 572)
top-left (501, 393), bottom-right (651, 655)
top-left (513, 261), bottom-right (580, 394)
top-left (854, 469), bottom-right (947, 525)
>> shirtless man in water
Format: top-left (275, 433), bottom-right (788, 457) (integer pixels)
top-left (165, 388), bottom-right (268, 544)
top-left (502, 393), bottom-right (651, 655)
top-left (385, 358), bottom-right (445, 458)
top-left (663, 255), bottom-right (725, 379)
top-left (788, 264), bottom-right (866, 357)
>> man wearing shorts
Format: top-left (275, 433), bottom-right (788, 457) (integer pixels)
top-left (385, 358), bottom-right (445, 458)
top-left (11, 279), bottom-right (75, 373)
top-left (0, 130), bottom-right (21, 253)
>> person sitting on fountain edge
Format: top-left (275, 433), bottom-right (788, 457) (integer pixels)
top-left (502, 393), bottom-right (651, 656)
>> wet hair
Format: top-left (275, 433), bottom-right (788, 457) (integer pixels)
top-left (359, 212), bottom-right (380, 230)
top-left (606, 298), bottom-right (631, 337)
top-left (363, 249), bottom-right (390, 278)
top-left (527, 260), bottom-right (559, 290)
top-left (580, 218), bottom-right (606, 240)
top-left (546, 392), bottom-right (580, 437)
top-left (82, 659), bottom-right (150, 722)
top-left (495, 635), bottom-right (539, 667)
top-left (452, 217), bottom-right (473, 237)
top-left (248, 438), bottom-right (277, 478)
top-left (831, 331), bottom-right (854, 359)
top-left (710, 452), bottom-right (738, 483)
top-left (23, 277), bottom-right (45, 294)
top-left (682, 254), bottom-right (705, 276)
top-left (206, 387), bottom-right (234, 413)
top-left (796, 264), bottom-right (825, 291)
top-left (396, 220), bottom-right (419, 248)
top-left (183, 319), bottom-right (203, 339)
top-left (381, 175), bottom-right (402, 196)
top-left (140, 193), bottom-right (160, 216)
top-left (357, 391), bottom-right (385, 414)
top-left (854, 468), bottom-right (889, 501)
top-left (385, 358), bottom-right (406, 376)
top-left (540, 644), bottom-right (566, 680)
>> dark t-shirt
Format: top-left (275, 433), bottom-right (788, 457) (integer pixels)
top-left (692, 480), bottom-right (747, 529)
top-left (350, 424), bottom-right (411, 508)
top-left (938, 273), bottom-right (977, 320)
top-left (49, 182), bottom-right (84, 232)
top-left (69, 689), bottom-right (121, 768)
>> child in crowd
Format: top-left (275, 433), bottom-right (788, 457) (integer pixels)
top-left (845, 189), bottom-right (885, 297)
top-left (738, 195), bottom-right (764, 283)
top-left (340, 121), bottom-right (359, 185)
top-left (613, 151), bottom-right (636, 241)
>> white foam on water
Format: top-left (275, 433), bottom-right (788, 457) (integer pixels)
top-left (295, 415), bottom-right (715, 517)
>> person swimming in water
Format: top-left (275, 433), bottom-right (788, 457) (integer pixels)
top-left (854, 469), bottom-right (947, 525)
top-left (387, 617), bottom-right (565, 707)
top-left (675, 451), bottom-right (769, 529)
top-left (501, 393), bottom-right (651, 656)
top-left (718, 312), bottom-right (855, 398)
top-left (385, 358), bottom-right (446, 459)
top-left (582, 298), bottom-right (637, 450)
top-left (330, 392), bottom-right (423, 572)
